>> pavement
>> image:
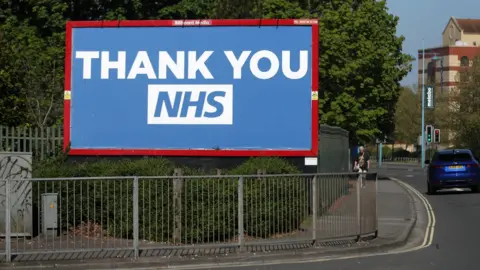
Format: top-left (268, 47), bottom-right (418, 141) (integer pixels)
top-left (0, 173), bottom-right (423, 269)
top-left (205, 164), bottom-right (480, 270)
top-left (370, 161), bottom-right (420, 170)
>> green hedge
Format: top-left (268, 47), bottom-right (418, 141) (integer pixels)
top-left (368, 146), bottom-right (421, 159)
top-left (33, 156), bottom-right (310, 244)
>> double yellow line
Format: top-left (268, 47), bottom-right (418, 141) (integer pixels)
top-left (391, 178), bottom-right (436, 251)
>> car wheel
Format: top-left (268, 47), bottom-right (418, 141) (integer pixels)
top-left (427, 182), bottom-right (436, 195)
top-left (472, 185), bottom-right (479, 193)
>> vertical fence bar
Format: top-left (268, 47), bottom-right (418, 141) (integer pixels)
top-left (22, 126), bottom-right (26, 152)
top-left (5, 179), bottom-right (11, 262)
top-left (0, 126), bottom-right (3, 150)
top-left (7, 126), bottom-right (10, 150)
top-left (237, 176), bottom-right (244, 251)
top-left (133, 176), bottom-right (139, 259)
top-left (173, 168), bottom-right (183, 244)
top-left (312, 175), bottom-right (317, 243)
top-left (27, 127), bottom-right (32, 154)
top-left (356, 173), bottom-right (361, 240)
top-left (375, 173), bottom-right (379, 238)
top-left (11, 127), bottom-right (15, 152)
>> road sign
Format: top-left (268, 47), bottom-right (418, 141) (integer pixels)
top-left (425, 86), bottom-right (435, 109)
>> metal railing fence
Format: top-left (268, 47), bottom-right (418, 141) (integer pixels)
top-left (370, 156), bottom-right (419, 163)
top-left (0, 172), bottom-right (377, 262)
top-left (0, 125), bottom-right (63, 160)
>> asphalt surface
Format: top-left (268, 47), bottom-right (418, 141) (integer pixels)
top-left (213, 164), bottom-right (480, 270)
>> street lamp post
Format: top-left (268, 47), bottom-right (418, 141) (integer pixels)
top-left (421, 40), bottom-right (425, 168)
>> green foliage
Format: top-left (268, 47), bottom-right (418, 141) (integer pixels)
top-left (228, 157), bottom-right (301, 174)
top-left (0, 14), bottom-right (64, 127)
top-left (394, 86), bottom-right (421, 145)
top-left (391, 147), bottom-right (417, 158)
top-left (229, 158), bottom-right (305, 237)
top-left (33, 157), bottom-right (308, 243)
top-left (393, 82), bottom-right (453, 147)
top-left (367, 145), bottom-right (419, 159)
top-left (158, 0), bottom-right (215, 19)
top-left (34, 157), bottom-right (175, 178)
top-left (449, 56), bottom-right (480, 155)
top-left (318, 0), bottom-right (412, 144)
top-left (261, 0), bottom-right (310, 19)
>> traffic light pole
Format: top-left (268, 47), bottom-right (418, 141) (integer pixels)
top-left (421, 40), bottom-right (426, 168)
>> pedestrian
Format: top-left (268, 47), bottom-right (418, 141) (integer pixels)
top-left (353, 146), bottom-right (370, 187)
top-left (354, 146), bottom-right (370, 172)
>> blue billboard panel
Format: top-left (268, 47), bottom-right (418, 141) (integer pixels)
top-left (64, 19), bottom-right (319, 156)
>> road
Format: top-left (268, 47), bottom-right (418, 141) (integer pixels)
top-left (214, 164), bottom-right (480, 270)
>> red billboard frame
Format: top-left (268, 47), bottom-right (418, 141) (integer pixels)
top-left (64, 19), bottom-right (319, 157)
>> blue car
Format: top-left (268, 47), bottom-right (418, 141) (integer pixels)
top-left (425, 149), bottom-right (480, 194)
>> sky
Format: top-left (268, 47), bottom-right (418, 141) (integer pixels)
top-left (386, 0), bottom-right (480, 86)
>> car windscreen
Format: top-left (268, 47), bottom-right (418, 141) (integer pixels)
top-left (436, 153), bottom-right (473, 162)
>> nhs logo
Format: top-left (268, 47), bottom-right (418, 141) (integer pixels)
top-left (147, 85), bottom-right (233, 125)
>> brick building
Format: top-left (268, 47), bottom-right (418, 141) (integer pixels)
top-left (418, 17), bottom-right (480, 92)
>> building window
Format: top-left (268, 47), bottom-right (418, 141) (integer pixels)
top-left (460, 56), bottom-right (469, 66)
top-left (427, 61), bottom-right (436, 84)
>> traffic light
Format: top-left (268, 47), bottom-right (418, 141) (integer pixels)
top-left (434, 129), bottom-right (440, 143)
top-left (426, 125), bottom-right (433, 144)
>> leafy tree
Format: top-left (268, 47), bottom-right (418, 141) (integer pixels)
top-left (394, 86), bottom-right (420, 146)
top-left (0, 16), bottom-right (64, 127)
top-left (261, 0), bottom-right (310, 18)
top-left (211, 0), bottom-right (308, 19)
top-left (158, 0), bottom-right (215, 19)
top-left (423, 85), bottom-right (453, 146)
top-left (0, 27), bottom-right (28, 126)
top-left (0, 0), bottom-right (67, 127)
top-left (393, 82), bottom-right (453, 148)
top-left (448, 56), bottom-right (480, 155)
top-left (317, 0), bottom-right (412, 144)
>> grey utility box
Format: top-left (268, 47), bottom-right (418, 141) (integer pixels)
top-left (41, 193), bottom-right (58, 235)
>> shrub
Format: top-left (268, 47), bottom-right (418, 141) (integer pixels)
top-left (33, 157), bottom-right (175, 240)
top-left (393, 148), bottom-right (413, 158)
top-left (32, 156), bottom-right (308, 244)
top-left (380, 146), bottom-right (392, 158)
top-left (228, 158), bottom-right (307, 238)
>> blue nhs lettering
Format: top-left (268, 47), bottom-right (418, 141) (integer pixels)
top-left (147, 85), bottom-right (233, 125)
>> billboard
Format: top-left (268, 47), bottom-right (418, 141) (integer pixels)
top-left (64, 19), bottom-right (319, 156)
